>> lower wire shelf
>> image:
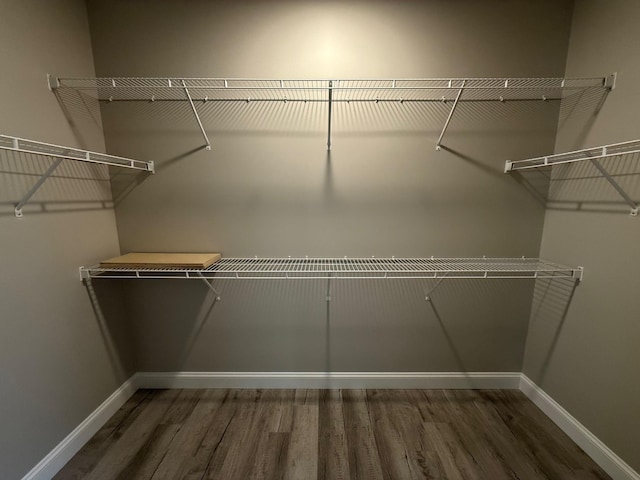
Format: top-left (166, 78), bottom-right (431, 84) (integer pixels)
top-left (80, 257), bottom-right (583, 281)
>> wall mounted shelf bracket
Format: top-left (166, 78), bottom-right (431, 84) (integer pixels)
top-left (182, 80), bottom-right (211, 150)
top-left (0, 134), bottom-right (154, 217)
top-left (327, 80), bottom-right (333, 151)
top-left (505, 139), bottom-right (640, 216)
top-left (436, 80), bottom-right (465, 151)
top-left (197, 272), bottom-right (221, 300)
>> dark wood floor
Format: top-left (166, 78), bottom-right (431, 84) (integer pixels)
top-left (54, 389), bottom-right (611, 480)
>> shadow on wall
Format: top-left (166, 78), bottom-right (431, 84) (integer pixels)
top-left (61, 87), bottom-right (567, 151)
top-left (92, 275), bottom-right (558, 377)
top-left (526, 277), bottom-right (580, 384)
top-left (82, 278), bottom-right (136, 382)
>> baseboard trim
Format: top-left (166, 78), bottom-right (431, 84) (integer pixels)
top-left (520, 374), bottom-right (640, 480)
top-left (21, 376), bottom-right (137, 480)
top-left (133, 371), bottom-right (522, 389)
top-left (23, 372), bottom-right (639, 480)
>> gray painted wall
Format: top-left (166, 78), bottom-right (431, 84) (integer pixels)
top-left (0, 1), bottom-right (133, 478)
top-left (84, 0), bottom-right (574, 373)
top-left (523, 0), bottom-right (640, 472)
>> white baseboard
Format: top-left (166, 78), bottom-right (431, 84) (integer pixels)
top-left (520, 374), bottom-right (640, 480)
top-left (22, 372), bottom-right (639, 480)
top-left (21, 376), bottom-right (137, 480)
top-left (133, 371), bottom-right (521, 389)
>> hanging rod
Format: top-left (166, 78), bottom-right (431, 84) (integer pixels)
top-left (80, 257), bottom-right (583, 282)
top-left (50, 74), bottom-right (614, 151)
top-left (505, 138), bottom-right (639, 216)
top-left (0, 133), bottom-right (154, 217)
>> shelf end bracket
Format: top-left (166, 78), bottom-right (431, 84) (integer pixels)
top-left (604, 72), bottom-right (617, 90)
top-left (47, 74), bottom-right (60, 91)
top-left (504, 160), bottom-right (513, 173)
top-left (182, 80), bottom-right (212, 151)
top-left (79, 266), bottom-right (91, 282)
top-left (573, 266), bottom-right (584, 283)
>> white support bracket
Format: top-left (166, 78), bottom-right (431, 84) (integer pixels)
top-left (604, 72), bottom-right (617, 90)
top-left (436, 80), bottom-right (466, 151)
top-left (14, 157), bottom-right (64, 217)
top-left (588, 157), bottom-right (639, 216)
top-left (327, 80), bottom-right (334, 151)
top-left (425, 273), bottom-right (449, 301)
top-left (326, 274), bottom-right (332, 302)
top-left (79, 266), bottom-right (91, 282)
top-left (573, 266), bottom-right (584, 283)
top-left (47, 74), bottom-right (60, 91)
top-left (182, 80), bottom-right (212, 151)
top-left (197, 272), bottom-right (221, 300)
top-left (504, 160), bottom-right (513, 173)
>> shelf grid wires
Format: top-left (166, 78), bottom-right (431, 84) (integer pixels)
top-left (82, 257), bottom-right (581, 281)
top-left (53, 77), bottom-right (610, 103)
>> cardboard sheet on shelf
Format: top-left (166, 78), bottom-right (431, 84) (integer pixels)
top-left (99, 253), bottom-right (222, 269)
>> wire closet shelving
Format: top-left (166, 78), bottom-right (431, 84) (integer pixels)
top-left (49, 74), bottom-right (615, 151)
top-left (505, 138), bottom-right (640, 216)
top-left (80, 257), bottom-right (583, 281)
top-left (0, 134), bottom-right (154, 217)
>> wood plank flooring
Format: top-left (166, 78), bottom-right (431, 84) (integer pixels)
top-left (54, 389), bottom-right (611, 480)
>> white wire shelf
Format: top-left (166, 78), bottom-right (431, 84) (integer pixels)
top-left (0, 134), bottom-right (154, 171)
top-left (80, 257), bottom-right (583, 281)
top-left (0, 133), bottom-right (154, 217)
top-left (51, 76), bottom-right (612, 102)
top-left (505, 139), bottom-right (640, 216)
top-left (50, 74), bottom-right (615, 151)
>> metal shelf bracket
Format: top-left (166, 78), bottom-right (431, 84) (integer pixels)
top-left (197, 272), bottom-right (221, 300)
top-left (14, 156), bottom-right (64, 217)
top-left (436, 80), bottom-right (465, 151)
top-left (588, 156), bottom-right (638, 216)
top-left (182, 80), bottom-right (211, 151)
top-left (424, 274), bottom-right (448, 301)
top-left (327, 80), bottom-right (333, 151)
top-left (79, 266), bottom-right (91, 282)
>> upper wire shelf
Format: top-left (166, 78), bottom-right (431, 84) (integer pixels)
top-left (51, 76), bottom-right (612, 103)
top-left (81, 257), bottom-right (583, 281)
top-left (50, 74), bottom-right (615, 152)
top-left (505, 138), bottom-right (640, 216)
top-left (0, 133), bottom-right (154, 217)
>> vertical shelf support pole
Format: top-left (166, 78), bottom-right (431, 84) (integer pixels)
top-left (326, 274), bottom-right (332, 302)
top-left (182, 80), bottom-right (211, 151)
top-left (15, 157), bottom-right (64, 217)
top-left (436, 80), bottom-right (466, 151)
top-left (588, 157), bottom-right (639, 216)
top-left (327, 80), bottom-right (334, 151)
